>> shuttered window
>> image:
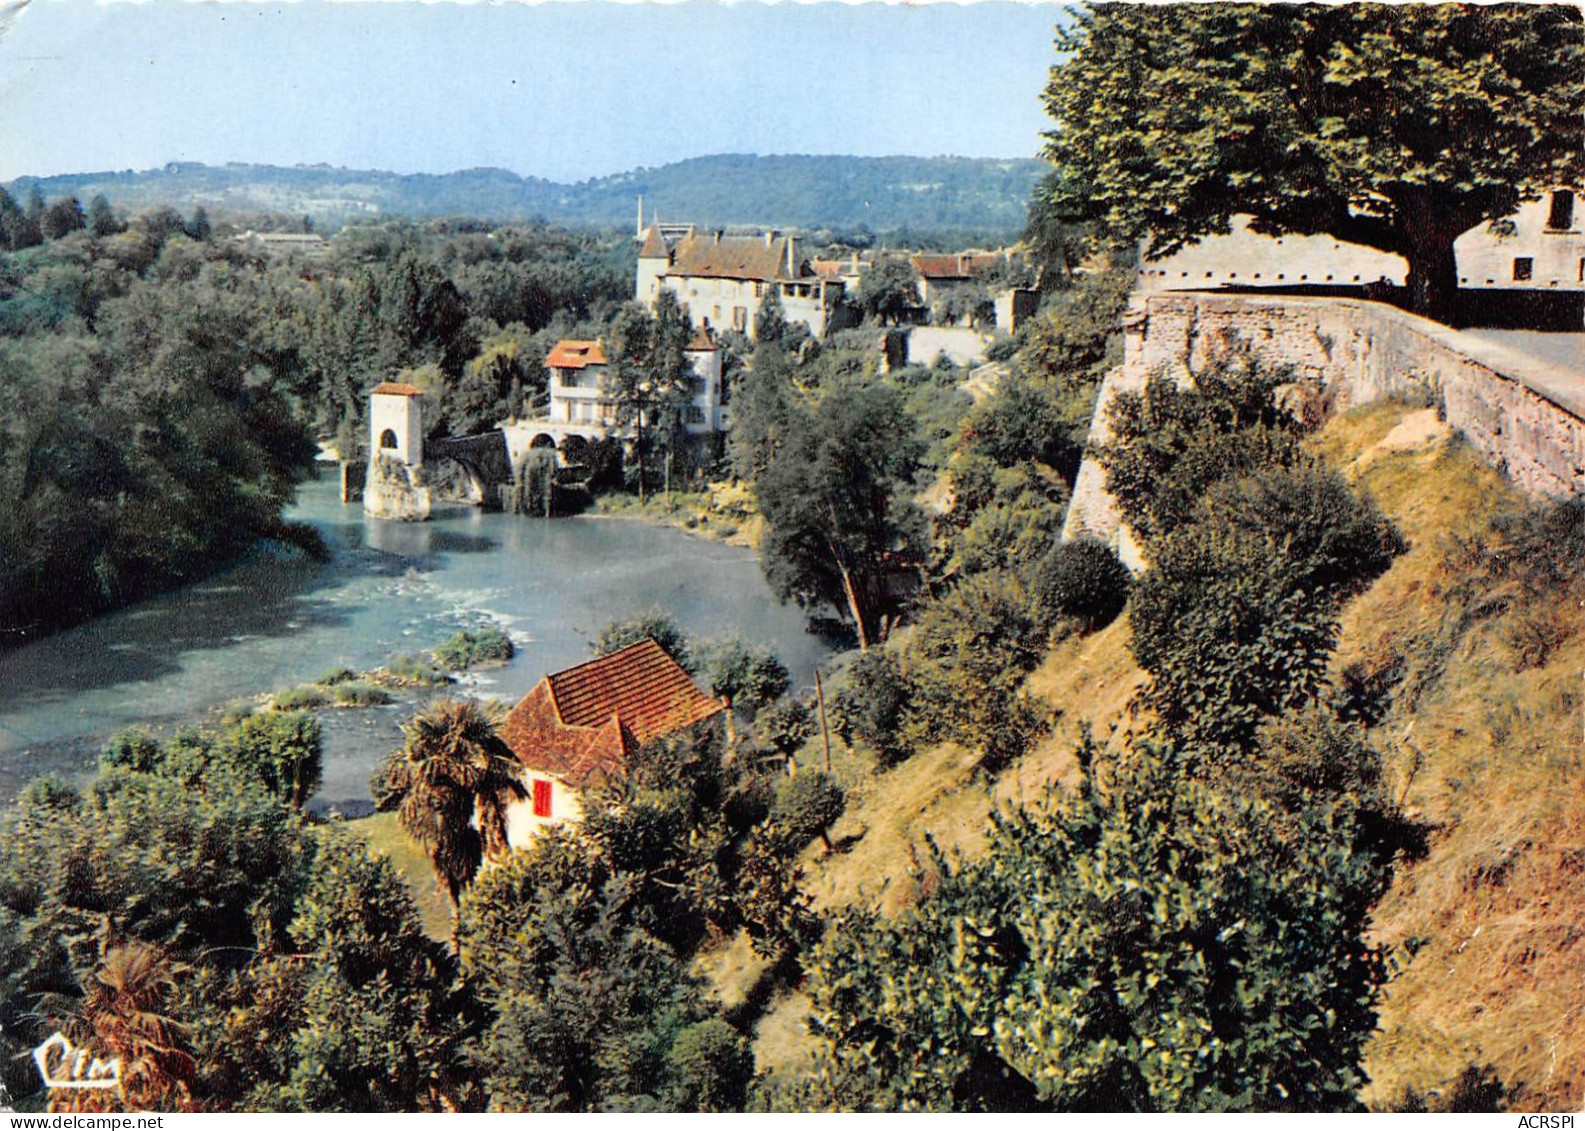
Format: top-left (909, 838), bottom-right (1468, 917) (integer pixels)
top-left (532, 779), bottom-right (552, 818)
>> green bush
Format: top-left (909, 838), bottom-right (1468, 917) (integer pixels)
top-left (317, 667), bottom-right (356, 686)
top-left (1130, 524), bottom-right (1339, 754)
top-left (758, 698), bottom-right (816, 759)
top-left (433, 628), bottom-right (515, 670)
top-left (330, 680), bottom-right (392, 707)
top-left (772, 770), bottom-right (846, 853)
top-left (214, 709), bottom-right (324, 809)
top-left (274, 684), bottom-right (330, 710)
top-left (384, 654), bottom-right (446, 684)
top-left (906, 573), bottom-right (1048, 769)
top-left (829, 650), bottom-right (915, 766)
top-left (798, 740), bottom-right (1389, 1112)
top-left (1029, 537), bottom-right (1130, 633)
top-left (1096, 355), bottom-right (1308, 546)
top-left (700, 637), bottom-right (790, 722)
top-left (669, 1019), bottom-right (756, 1113)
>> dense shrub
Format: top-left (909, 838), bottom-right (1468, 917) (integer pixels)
top-left (906, 573), bottom-right (1048, 769)
top-left (828, 650), bottom-right (915, 766)
top-left (1198, 465), bottom-right (1404, 599)
top-left (1029, 536), bottom-right (1130, 633)
top-left (799, 740), bottom-right (1389, 1111)
top-left (771, 770), bottom-right (847, 853)
top-left (1097, 355), bottom-right (1308, 546)
top-left (699, 637), bottom-right (790, 721)
top-left (434, 628), bottom-right (515, 670)
top-left (1130, 524), bottom-right (1339, 753)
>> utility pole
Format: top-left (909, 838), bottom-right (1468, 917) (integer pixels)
top-left (815, 668), bottom-right (833, 774)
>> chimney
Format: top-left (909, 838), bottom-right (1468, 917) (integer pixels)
top-left (714, 230), bottom-right (723, 244)
top-left (786, 236), bottom-right (796, 277)
top-left (764, 230), bottom-right (774, 248)
top-left (636, 196), bottom-right (644, 241)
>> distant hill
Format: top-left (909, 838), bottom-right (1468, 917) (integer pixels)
top-left (6, 155), bottom-right (1046, 234)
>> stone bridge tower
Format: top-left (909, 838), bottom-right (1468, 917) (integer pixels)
top-left (365, 382), bottom-right (432, 520)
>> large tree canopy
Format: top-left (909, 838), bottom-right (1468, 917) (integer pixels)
top-left (1042, 3), bottom-right (1585, 320)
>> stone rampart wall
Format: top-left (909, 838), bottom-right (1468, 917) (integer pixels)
top-left (1064, 293), bottom-right (1585, 566)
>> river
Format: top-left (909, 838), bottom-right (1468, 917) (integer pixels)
top-left (0, 474), bottom-right (831, 810)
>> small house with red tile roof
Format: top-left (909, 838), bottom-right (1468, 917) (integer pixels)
top-left (500, 638), bottom-right (725, 842)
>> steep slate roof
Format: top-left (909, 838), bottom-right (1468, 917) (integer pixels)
top-left (666, 232), bottom-right (799, 283)
top-left (546, 340), bottom-right (608, 369)
top-left (371, 381), bottom-right (425, 397)
top-left (499, 639), bottom-right (724, 789)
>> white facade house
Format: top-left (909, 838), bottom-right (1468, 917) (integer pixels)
top-left (636, 225), bottom-right (845, 338)
top-left (504, 332), bottom-right (728, 465)
top-left (1136, 189), bottom-right (1585, 318)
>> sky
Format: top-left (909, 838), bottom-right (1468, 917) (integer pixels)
top-left (0, 0), bottom-right (1066, 182)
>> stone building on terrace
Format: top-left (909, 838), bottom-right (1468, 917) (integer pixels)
top-left (636, 225), bottom-right (845, 338)
top-left (498, 639), bottom-right (725, 844)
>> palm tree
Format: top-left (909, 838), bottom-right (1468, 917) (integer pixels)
top-left (376, 698), bottom-right (525, 943)
top-left (52, 942), bottom-right (197, 1113)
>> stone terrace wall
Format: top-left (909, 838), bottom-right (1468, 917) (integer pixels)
top-left (1064, 293), bottom-right (1585, 566)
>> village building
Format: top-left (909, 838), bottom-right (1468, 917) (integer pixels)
top-left (636, 225), bottom-right (845, 338)
top-left (497, 639), bottom-right (726, 844)
top-left (1135, 189), bottom-right (1585, 328)
top-left (503, 331), bottom-right (726, 465)
top-left (909, 250), bottom-right (1037, 333)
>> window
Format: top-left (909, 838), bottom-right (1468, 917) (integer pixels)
top-left (732, 306), bottom-right (748, 331)
top-left (379, 428), bottom-right (398, 450)
top-left (686, 405), bottom-right (706, 424)
top-left (532, 779), bottom-right (552, 818)
top-left (1547, 190), bottom-right (1575, 231)
top-left (1513, 257), bottom-right (1534, 281)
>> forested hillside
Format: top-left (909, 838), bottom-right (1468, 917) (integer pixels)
top-left (8, 155), bottom-right (1045, 235)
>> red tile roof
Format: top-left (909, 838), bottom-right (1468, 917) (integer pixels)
top-left (638, 226), bottom-right (670, 258)
top-left (371, 381), bottom-right (425, 397)
top-left (499, 639), bottom-right (723, 789)
top-left (911, 253), bottom-right (1004, 280)
top-left (546, 340), bottom-right (608, 369)
top-left (667, 232), bottom-right (798, 283)
top-left (687, 329), bottom-right (718, 352)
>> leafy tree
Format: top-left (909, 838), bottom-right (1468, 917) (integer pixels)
top-left (771, 770), bottom-right (846, 854)
top-left (669, 1019), bottom-right (756, 1112)
top-left (212, 710), bottom-right (324, 810)
top-left (757, 698), bottom-right (816, 762)
top-left (1095, 355), bottom-right (1308, 548)
top-left (757, 384), bottom-right (925, 649)
top-left (798, 740), bottom-right (1389, 1112)
top-left (854, 257), bottom-right (920, 325)
top-left (1042, 3), bottom-right (1585, 320)
top-left (592, 608), bottom-right (693, 672)
top-left (700, 636), bottom-right (790, 722)
top-left (607, 293), bottom-right (695, 500)
top-left (40, 196), bottom-right (87, 241)
top-left (87, 194), bottom-right (121, 237)
top-left (828, 650), bottom-right (914, 766)
top-left (373, 698), bottom-right (526, 931)
top-left (209, 832), bottom-right (475, 1112)
top-left (905, 572), bottom-right (1047, 770)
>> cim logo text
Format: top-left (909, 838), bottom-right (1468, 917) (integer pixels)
top-left (32, 1032), bottom-right (123, 1091)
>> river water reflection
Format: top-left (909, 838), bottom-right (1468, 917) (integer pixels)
top-left (0, 475), bottom-right (831, 809)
